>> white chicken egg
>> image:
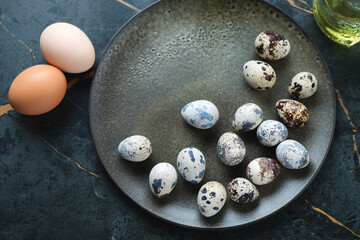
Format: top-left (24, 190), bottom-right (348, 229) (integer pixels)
top-left (40, 22), bottom-right (95, 73)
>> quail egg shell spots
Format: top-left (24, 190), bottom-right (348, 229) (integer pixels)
top-left (254, 31), bottom-right (290, 60)
top-left (232, 103), bottom-right (263, 132)
top-left (181, 100), bottom-right (219, 129)
top-left (177, 147), bottom-right (206, 184)
top-left (149, 162), bottom-right (177, 198)
top-left (257, 120), bottom-right (288, 147)
top-left (289, 72), bottom-right (318, 99)
top-left (118, 135), bottom-right (152, 162)
top-left (275, 99), bottom-right (309, 128)
top-left (246, 158), bottom-right (281, 185)
top-left (243, 60), bottom-right (276, 91)
top-left (227, 178), bottom-right (259, 203)
top-left (216, 132), bottom-right (246, 166)
top-left (197, 181), bottom-right (227, 217)
top-left (276, 140), bottom-right (310, 169)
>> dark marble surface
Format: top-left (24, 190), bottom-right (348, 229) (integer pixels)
top-left (0, 0), bottom-right (359, 239)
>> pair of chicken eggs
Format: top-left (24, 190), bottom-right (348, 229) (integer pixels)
top-left (8, 22), bottom-right (95, 115)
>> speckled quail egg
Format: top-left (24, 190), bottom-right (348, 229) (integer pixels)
top-left (232, 103), bottom-right (263, 132)
top-left (181, 100), bottom-right (219, 129)
top-left (197, 181), bottom-right (227, 217)
top-left (276, 140), bottom-right (310, 169)
top-left (288, 72), bottom-right (318, 99)
top-left (177, 147), bottom-right (206, 184)
top-left (227, 178), bottom-right (259, 203)
top-left (254, 31), bottom-right (290, 60)
top-left (118, 135), bottom-right (152, 162)
top-left (275, 99), bottom-right (309, 128)
top-left (149, 162), bottom-right (177, 198)
top-left (257, 120), bottom-right (288, 147)
top-left (216, 132), bottom-right (246, 166)
top-left (243, 60), bottom-right (276, 91)
top-left (246, 158), bottom-right (281, 185)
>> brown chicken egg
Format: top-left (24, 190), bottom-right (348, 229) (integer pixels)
top-left (8, 64), bottom-right (67, 115)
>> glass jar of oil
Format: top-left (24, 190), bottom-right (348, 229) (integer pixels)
top-left (313, 0), bottom-right (360, 47)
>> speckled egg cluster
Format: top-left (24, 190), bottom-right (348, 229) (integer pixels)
top-left (116, 30), bottom-right (318, 220)
top-left (246, 31), bottom-right (318, 101)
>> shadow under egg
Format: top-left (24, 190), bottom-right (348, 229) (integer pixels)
top-left (119, 155), bottom-right (155, 176)
top-left (256, 171), bottom-right (287, 198)
top-left (257, 161), bottom-right (313, 199)
top-left (286, 161), bottom-right (314, 179)
top-left (150, 189), bottom-right (179, 208)
top-left (228, 198), bottom-right (260, 213)
top-left (237, 130), bottom-right (278, 161)
top-left (180, 120), bottom-right (224, 146)
top-left (198, 202), bottom-right (227, 225)
top-left (177, 176), bottom-right (203, 195)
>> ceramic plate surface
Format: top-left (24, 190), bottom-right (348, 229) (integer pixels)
top-left (89, 0), bottom-right (335, 229)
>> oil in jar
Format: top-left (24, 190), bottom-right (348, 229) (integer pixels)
top-left (313, 0), bottom-right (360, 47)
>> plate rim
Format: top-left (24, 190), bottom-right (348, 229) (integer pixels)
top-left (88, 0), bottom-right (336, 230)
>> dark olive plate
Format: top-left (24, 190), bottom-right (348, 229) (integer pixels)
top-left (89, 0), bottom-right (335, 229)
